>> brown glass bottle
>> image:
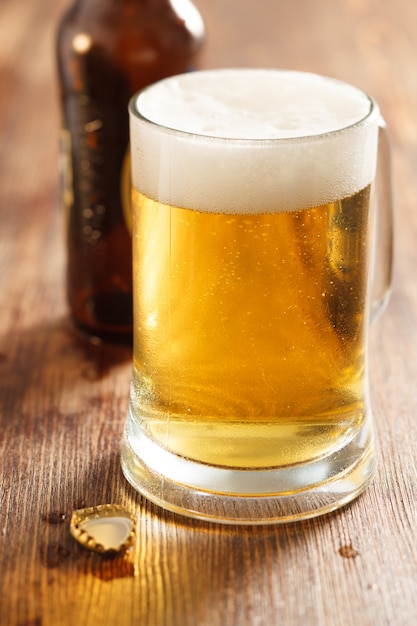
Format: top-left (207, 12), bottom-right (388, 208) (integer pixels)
top-left (56, 0), bottom-right (204, 343)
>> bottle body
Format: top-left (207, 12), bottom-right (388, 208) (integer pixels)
top-left (56, 0), bottom-right (204, 342)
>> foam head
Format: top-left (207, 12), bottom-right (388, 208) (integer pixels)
top-left (129, 69), bottom-right (379, 213)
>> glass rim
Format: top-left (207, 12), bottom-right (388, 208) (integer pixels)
top-left (128, 69), bottom-right (380, 145)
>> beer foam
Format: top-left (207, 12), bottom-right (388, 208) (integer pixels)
top-left (130, 69), bottom-right (379, 212)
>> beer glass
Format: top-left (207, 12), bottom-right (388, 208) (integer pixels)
top-left (121, 69), bottom-right (393, 524)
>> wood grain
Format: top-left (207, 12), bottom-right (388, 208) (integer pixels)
top-left (1, 1), bottom-right (416, 625)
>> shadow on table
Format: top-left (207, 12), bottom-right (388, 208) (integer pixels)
top-left (0, 314), bottom-right (132, 412)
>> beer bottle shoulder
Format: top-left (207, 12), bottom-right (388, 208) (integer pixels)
top-left (56, 0), bottom-right (205, 96)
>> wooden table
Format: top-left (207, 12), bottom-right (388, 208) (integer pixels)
top-left (1, 0), bottom-right (416, 624)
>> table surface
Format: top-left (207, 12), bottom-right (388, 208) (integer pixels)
top-left (1, 0), bottom-right (416, 624)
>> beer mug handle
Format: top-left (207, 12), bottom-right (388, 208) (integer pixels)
top-left (370, 119), bottom-right (394, 323)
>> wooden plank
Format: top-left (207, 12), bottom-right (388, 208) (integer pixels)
top-left (0, 1), bottom-right (416, 625)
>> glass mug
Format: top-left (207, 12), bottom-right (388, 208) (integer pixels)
top-left (121, 69), bottom-right (393, 524)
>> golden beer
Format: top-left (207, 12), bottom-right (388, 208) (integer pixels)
top-left (130, 186), bottom-right (371, 468)
top-left (122, 68), bottom-right (383, 522)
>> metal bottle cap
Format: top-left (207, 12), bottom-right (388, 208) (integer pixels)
top-left (70, 504), bottom-right (136, 554)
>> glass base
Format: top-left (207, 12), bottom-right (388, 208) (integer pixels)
top-left (121, 412), bottom-right (375, 525)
